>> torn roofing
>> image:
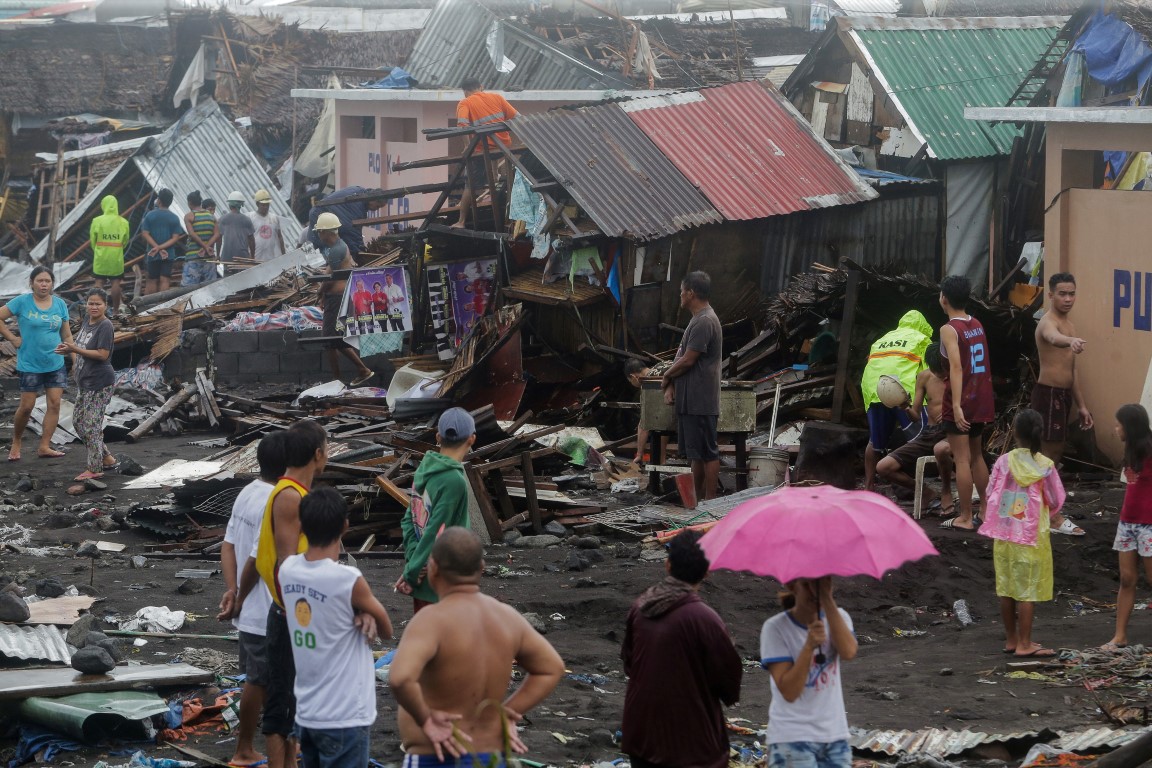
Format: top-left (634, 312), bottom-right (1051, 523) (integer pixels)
top-left (843, 15), bottom-right (1067, 160)
top-left (405, 0), bottom-right (632, 91)
top-left (512, 105), bottom-right (722, 241)
top-left (621, 81), bottom-right (877, 220)
top-left (31, 98), bottom-right (301, 263)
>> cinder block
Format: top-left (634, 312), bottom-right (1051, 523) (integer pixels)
top-left (213, 332), bottom-right (260, 354)
top-left (279, 352), bottom-right (324, 373)
top-left (299, 329), bottom-right (323, 340)
top-left (213, 354), bottom-right (239, 375)
top-left (238, 352), bottom-right (280, 375)
top-left (258, 330), bottom-right (300, 353)
top-left (182, 329), bottom-right (209, 354)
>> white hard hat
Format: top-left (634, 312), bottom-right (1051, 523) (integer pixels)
top-left (314, 212), bottom-right (341, 231)
top-left (227, 191), bottom-right (245, 204)
top-left (254, 188), bottom-right (272, 203)
top-left (876, 375), bottom-right (909, 408)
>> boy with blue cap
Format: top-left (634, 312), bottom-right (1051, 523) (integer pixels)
top-left (395, 407), bottom-right (476, 613)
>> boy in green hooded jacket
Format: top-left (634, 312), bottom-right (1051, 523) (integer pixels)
top-left (394, 407), bottom-right (475, 612)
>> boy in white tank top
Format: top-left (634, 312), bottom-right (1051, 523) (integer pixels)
top-left (281, 487), bottom-right (394, 767)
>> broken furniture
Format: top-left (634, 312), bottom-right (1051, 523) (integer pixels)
top-left (639, 379), bottom-right (756, 494)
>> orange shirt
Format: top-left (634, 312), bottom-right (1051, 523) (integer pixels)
top-left (456, 91), bottom-right (518, 149)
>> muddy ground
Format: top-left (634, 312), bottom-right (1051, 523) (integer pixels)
top-left (0, 426), bottom-right (1147, 767)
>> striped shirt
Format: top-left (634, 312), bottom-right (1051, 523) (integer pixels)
top-left (186, 210), bottom-right (216, 259)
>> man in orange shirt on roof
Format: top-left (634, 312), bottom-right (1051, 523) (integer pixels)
top-left (453, 77), bottom-right (517, 229)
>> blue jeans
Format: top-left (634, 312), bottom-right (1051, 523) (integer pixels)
top-left (299, 725), bottom-right (370, 768)
top-left (769, 740), bottom-right (851, 768)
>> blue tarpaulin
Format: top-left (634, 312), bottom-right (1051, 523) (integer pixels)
top-left (8, 726), bottom-right (82, 768)
top-left (361, 68), bottom-right (415, 90)
top-left (1072, 11), bottom-right (1152, 90)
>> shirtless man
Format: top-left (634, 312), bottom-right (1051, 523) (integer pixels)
top-left (877, 343), bottom-right (954, 511)
top-left (390, 527), bottom-right (564, 765)
top-left (1032, 272), bottom-right (1091, 536)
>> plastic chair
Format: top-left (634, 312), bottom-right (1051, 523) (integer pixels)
top-left (912, 455), bottom-right (937, 520)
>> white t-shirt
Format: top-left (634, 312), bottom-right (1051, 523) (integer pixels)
top-left (384, 282), bottom-right (405, 317)
top-left (223, 479), bottom-right (275, 636)
top-left (249, 211), bottom-right (284, 262)
top-left (279, 554), bottom-right (375, 729)
top-left (760, 608), bottom-right (854, 744)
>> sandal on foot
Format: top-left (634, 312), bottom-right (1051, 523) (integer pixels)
top-left (74, 471), bottom-right (104, 481)
top-left (939, 517), bottom-right (976, 531)
top-left (1052, 518), bottom-right (1086, 536)
top-left (1015, 646), bottom-right (1057, 658)
top-left (350, 372), bottom-right (375, 387)
top-left (37, 449), bottom-right (66, 459)
top-left (1100, 642), bottom-right (1128, 653)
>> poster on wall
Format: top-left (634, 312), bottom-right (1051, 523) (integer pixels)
top-left (337, 266), bottom-right (413, 336)
top-left (448, 259), bottom-right (497, 346)
top-left (426, 264), bottom-right (455, 361)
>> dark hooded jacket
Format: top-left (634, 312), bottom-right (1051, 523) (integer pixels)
top-left (621, 577), bottom-right (743, 768)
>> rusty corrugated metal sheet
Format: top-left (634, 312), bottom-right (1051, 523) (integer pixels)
top-left (622, 81), bottom-right (877, 221)
top-left (512, 105), bottom-right (722, 241)
top-left (759, 189), bottom-right (940, 295)
top-left (1054, 726), bottom-right (1152, 752)
top-left (405, 0), bottom-right (631, 91)
top-left (0, 622), bottom-right (71, 664)
top-left (850, 727), bottom-right (1052, 757)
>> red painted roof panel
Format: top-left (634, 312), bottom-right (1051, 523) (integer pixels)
top-left (621, 81), bottom-right (876, 220)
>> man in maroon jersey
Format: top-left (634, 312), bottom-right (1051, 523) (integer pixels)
top-left (938, 275), bottom-right (995, 531)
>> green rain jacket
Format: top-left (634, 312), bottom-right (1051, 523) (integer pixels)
top-left (89, 195), bottom-right (130, 277)
top-left (860, 310), bottom-right (933, 408)
top-left (400, 450), bottom-right (471, 603)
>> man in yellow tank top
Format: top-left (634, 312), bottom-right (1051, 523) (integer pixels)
top-left (249, 420), bottom-right (325, 768)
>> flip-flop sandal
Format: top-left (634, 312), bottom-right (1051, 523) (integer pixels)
top-left (1052, 518), bottom-right (1086, 536)
top-left (74, 471), bottom-right (104, 481)
top-left (939, 517), bottom-right (976, 531)
top-left (1015, 647), bottom-right (1057, 658)
top-left (37, 450), bottom-right (66, 459)
top-left (1003, 648), bottom-right (1017, 654)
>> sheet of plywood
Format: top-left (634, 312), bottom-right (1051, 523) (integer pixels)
top-left (25, 596), bottom-right (98, 625)
top-left (0, 663), bottom-right (212, 700)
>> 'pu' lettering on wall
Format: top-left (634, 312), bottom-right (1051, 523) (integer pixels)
top-left (1114, 269), bottom-right (1152, 331)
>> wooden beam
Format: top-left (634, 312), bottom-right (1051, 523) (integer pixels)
top-left (831, 269), bottom-right (860, 423)
top-left (125, 383), bottom-right (196, 443)
top-left (521, 451), bottom-right (544, 534)
top-left (465, 464), bottom-right (503, 542)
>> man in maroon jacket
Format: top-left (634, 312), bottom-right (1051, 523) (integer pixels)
top-left (621, 530), bottom-right (742, 768)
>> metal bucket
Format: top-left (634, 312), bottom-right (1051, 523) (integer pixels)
top-left (749, 447), bottom-right (789, 488)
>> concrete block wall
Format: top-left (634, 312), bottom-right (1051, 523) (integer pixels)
top-left (205, 330), bottom-right (388, 387)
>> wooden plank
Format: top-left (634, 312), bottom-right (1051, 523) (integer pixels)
top-left (464, 465), bottom-right (503, 542)
top-left (24, 596), bottom-right (98, 625)
top-left (374, 476), bottom-right (412, 508)
top-left (521, 452), bottom-right (543, 534)
top-left (0, 663), bottom-right (212, 701)
top-left (126, 383), bottom-right (197, 443)
top-left (831, 270), bottom-right (860, 423)
top-left (193, 371), bottom-right (219, 429)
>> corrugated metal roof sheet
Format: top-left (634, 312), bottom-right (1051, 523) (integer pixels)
top-left (832, 0), bottom-right (901, 15)
top-left (846, 16), bottom-right (1066, 161)
top-left (0, 622), bottom-right (71, 664)
top-left (405, 0), bottom-right (631, 91)
top-left (31, 99), bottom-right (301, 262)
top-left (850, 727), bottom-right (1052, 757)
top-left (1054, 726), bottom-right (1152, 752)
top-left (621, 81), bottom-right (877, 220)
top-left (511, 105), bottom-right (722, 241)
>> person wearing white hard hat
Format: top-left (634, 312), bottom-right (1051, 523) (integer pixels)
top-left (859, 309), bottom-right (933, 492)
top-left (219, 191), bottom-right (256, 266)
top-left (315, 212), bottom-right (374, 386)
top-left (249, 188), bottom-right (285, 262)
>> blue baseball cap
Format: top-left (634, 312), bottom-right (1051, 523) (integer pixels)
top-left (438, 407), bottom-right (476, 441)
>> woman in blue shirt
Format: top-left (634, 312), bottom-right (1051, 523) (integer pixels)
top-left (0, 266), bottom-right (73, 460)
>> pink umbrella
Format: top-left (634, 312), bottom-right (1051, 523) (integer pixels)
top-left (698, 485), bottom-right (939, 582)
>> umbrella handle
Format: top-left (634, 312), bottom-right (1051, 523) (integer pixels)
top-left (815, 590), bottom-right (827, 665)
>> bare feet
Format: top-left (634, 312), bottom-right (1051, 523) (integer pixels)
top-left (7, 447), bottom-right (19, 462)
top-left (37, 448), bottom-right (66, 459)
top-left (1101, 640), bottom-right (1128, 653)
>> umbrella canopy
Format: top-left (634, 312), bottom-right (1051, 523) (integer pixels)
top-left (699, 485), bottom-right (938, 583)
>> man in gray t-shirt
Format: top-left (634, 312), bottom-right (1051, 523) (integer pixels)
top-left (661, 271), bottom-right (723, 501)
top-left (218, 197), bottom-right (256, 263)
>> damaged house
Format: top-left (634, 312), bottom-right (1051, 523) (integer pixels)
top-left (781, 14), bottom-right (1068, 290)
